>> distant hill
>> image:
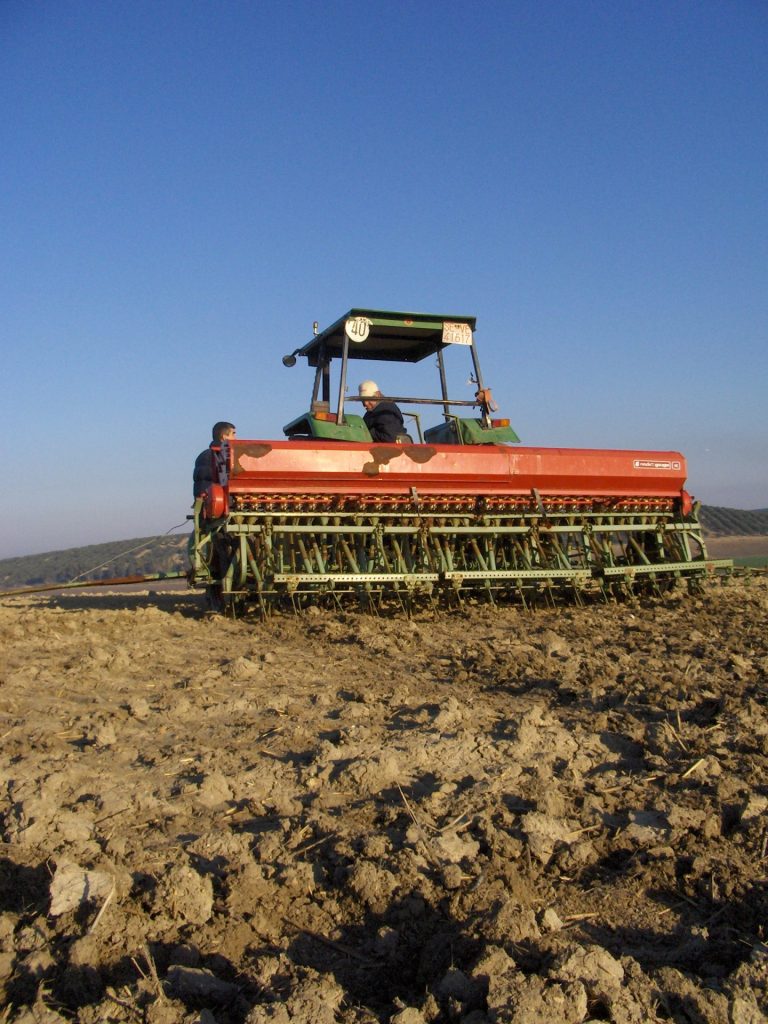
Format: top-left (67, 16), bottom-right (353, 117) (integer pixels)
top-left (0, 534), bottom-right (189, 590)
top-left (699, 505), bottom-right (768, 536)
top-left (1, 505), bottom-right (767, 591)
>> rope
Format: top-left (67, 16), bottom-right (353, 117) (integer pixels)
top-left (67, 521), bottom-right (189, 584)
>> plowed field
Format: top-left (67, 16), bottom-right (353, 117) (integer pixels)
top-left (1, 577), bottom-right (767, 1024)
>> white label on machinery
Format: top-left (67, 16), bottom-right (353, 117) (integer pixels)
top-left (633, 459), bottom-right (682, 471)
top-left (345, 316), bottom-right (372, 343)
top-left (442, 321), bottom-right (473, 345)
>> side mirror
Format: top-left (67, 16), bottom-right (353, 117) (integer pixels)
top-left (282, 353), bottom-right (297, 367)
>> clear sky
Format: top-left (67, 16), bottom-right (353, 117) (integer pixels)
top-left (1, 0), bottom-right (766, 559)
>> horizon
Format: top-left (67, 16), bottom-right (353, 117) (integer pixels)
top-left (4, 501), bottom-right (767, 564)
top-left (2, 2), bottom-right (766, 559)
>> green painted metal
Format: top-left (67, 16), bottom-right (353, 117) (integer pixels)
top-left (424, 418), bottom-right (521, 444)
top-left (274, 572), bottom-right (440, 585)
top-left (600, 559), bottom-right (733, 577)
top-left (295, 309), bottom-right (477, 365)
top-left (281, 307), bottom-right (520, 444)
top-left (282, 411), bottom-right (371, 441)
top-left (190, 498), bottom-right (733, 613)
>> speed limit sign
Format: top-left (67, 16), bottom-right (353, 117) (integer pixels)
top-left (345, 316), bottom-right (372, 343)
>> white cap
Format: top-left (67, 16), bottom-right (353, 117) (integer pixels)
top-left (358, 380), bottom-right (379, 398)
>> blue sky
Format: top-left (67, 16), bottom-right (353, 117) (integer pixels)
top-left (1, 0), bottom-right (766, 559)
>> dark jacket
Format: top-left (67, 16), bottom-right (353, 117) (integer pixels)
top-left (193, 445), bottom-right (220, 498)
top-left (364, 401), bottom-right (405, 443)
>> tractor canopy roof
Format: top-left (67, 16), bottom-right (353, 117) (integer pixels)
top-left (293, 309), bottom-right (477, 366)
top-left (280, 307), bottom-right (520, 445)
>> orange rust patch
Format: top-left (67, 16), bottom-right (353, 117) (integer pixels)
top-left (362, 444), bottom-right (436, 475)
top-left (235, 444), bottom-right (273, 472)
top-left (403, 445), bottom-right (436, 464)
top-left (362, 446), bottom-right (407, 476)
top-left (369, 446), bottom-right (405, 464)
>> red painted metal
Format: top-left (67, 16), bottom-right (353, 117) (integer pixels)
top-left (204, 483), bottom-right (227, 519)
top-left (226, 440), bottom-right (688, 501)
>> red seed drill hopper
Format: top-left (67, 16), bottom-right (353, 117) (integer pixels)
top-left (188, 309), bottom-right (731, 613)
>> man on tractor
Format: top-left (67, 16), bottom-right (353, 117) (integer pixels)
top-left (358, 381), bottom-right (409, 443)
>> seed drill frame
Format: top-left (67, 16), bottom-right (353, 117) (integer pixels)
top-left (189, 309), bottom-right (731, 613)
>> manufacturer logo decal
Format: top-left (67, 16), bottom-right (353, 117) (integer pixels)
top-left (633, 459), bottom-right (681, 471)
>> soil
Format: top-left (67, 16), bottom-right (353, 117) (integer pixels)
top-left (1, 577), bottom-right (767, 1024)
